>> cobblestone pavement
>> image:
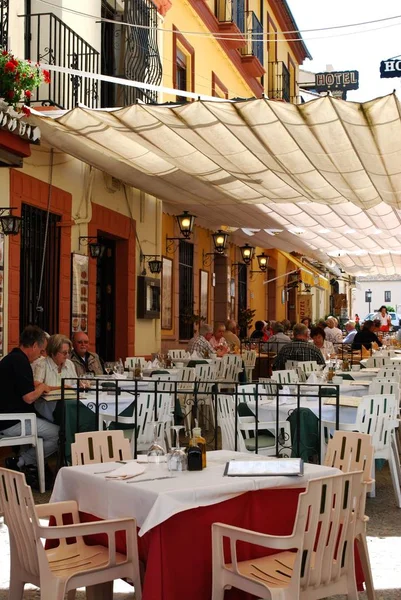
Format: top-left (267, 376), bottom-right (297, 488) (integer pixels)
top-left (0, 464), bottom-right (400, 599)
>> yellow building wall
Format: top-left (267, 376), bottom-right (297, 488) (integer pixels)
top-left (248, 246), bottom-right (267, 322)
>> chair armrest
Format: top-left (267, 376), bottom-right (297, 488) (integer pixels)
top-left (35, 500), bottom-right (79, 520)
top-left (38, 516), bottom-right (137, 539)
top-left (0, 412), bottom-right (36, 421)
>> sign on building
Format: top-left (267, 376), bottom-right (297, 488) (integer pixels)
top-left (315, 70), bottom-right (359, 99)
top-left (380, 59), bottom-right (401, 78)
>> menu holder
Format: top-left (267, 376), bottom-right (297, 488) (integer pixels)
top-left (224, 458), bottom-right (304, 477)
top-left (323, 396), bottom-right (361, 408)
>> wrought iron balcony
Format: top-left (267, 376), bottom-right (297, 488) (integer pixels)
top-left (23, 12), bottom-right (100, 110)
top-left (240, 11), bottom-right (264, 78)
top-left (101, 0), bottom-right (162, 106)
top-left (0, 0), bottom-right (9, 49)
top-left (214, 0), bottom-right (245, 49)
top-left (268, 61), bottom-right (291, 102)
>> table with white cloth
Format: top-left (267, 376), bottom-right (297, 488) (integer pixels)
top-left (50, 450), bottom-right (353, 600)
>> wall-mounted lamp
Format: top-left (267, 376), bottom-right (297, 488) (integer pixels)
top-left (240, 243), bottom-right (255, 265)
top-left (166, 210), bottom-right (196, 253)
top-left (0, 207), bottom-right (22, 235)
top-left (250, 252), bottom-right (269, 275)
top-left (79, 236), bottom-right (106, 259)
top-left (202, 229), bottom-right (230, 266)
top-left (141, 253), bottom-right (162, 275)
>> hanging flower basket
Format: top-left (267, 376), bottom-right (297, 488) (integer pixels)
top-left (0, 48), bottom-right (50, 115)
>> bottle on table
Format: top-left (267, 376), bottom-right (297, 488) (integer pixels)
top-left (187, 431), bottom-right (203, 471)
top-left (188, 425), bottom-right (207, 468)
top-left (134, 360), bottom-right (142, 379)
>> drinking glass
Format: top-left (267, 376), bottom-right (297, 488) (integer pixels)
top-left (168, 426), bottom-right (187, 472)
top-left (147, 422), bottom-right (166, 464)
top-left (104, 362), bottom-right (113, 376)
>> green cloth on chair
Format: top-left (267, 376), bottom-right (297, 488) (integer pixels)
top-left (54, 400), bottom-right (98, 464)
top-left (187, 360), bottom-right (208, 368)
top-left (287, 407), bottom-right (319, 463)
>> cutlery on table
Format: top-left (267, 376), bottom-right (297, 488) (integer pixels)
top-left (126, 476), bottom-right (175, 484)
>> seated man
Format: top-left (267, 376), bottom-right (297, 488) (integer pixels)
top-left (187, 323), bottom-right (216, 358)
top-left (273, 323), bottom-right (325, 371)
top-left (352, 320), bottom-right (382, 352)
top-left (70, 331), bottom-right (105, 377)
top-left (210, 322), bottom-right (229, 354)
top-left (0, 325), bottom-right (58, 474)
top-left (223, 319), bottom-right (241, 351)
top-left (266, 322), bottom-right (291, 353)
top-left (343, 320), bottom-right (358, 344)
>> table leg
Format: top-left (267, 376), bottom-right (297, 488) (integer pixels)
top-left (86, 581), bottom-right (113, 600)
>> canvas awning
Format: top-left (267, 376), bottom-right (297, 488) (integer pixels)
top-left (29, 93), bottom-right (401, 275)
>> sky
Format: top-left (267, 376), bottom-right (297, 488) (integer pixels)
top-left (288, 0), bottom-right (401, 102)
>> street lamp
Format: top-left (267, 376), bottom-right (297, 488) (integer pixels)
top-left (365, 289), bottom-right (372, 314)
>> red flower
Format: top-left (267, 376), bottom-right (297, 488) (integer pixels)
top-left (43, 69), bottom-right (51, 84)
top-left (24, 90), bottom-right (32, 98)
top-left (11, 58), bottom-right (18, 66)
top-left (2, 50), bottom-right (8, 56)
top-left (4, 61), bottom-right (16, 72)
top-left (22, 106), bottom-right (31, 117)
top-left (6, 90), bottom-right (14, 98)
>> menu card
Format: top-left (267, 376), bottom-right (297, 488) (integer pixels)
top-left (224, 458), bottom-right (304, 477)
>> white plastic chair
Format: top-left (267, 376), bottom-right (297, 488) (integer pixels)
top-left (286, 360), bottom-right (318, 373)
top-left (211, 471), bottom-right (365, 600)
top-left (242, 349), bottom-right (256, 382)
top-left (167, 349), bottom-right (187, 359)
top-left (376, 368), bottom-right (400, 381)
top-left (194, 363), bottom-right (216, 429)
top-left (364, 356), bottom-right (392, 368)
top-left (369, 379), bottom-right (400, 403)
top-left (324, 431), bottom-right (375, 600)
top-left (0, 413), bottom-right (45, 494)
top-left (322, 394), bottom-right (401, 507)
top-left (216, 394), bottom-right (291, 456)
top-left (124, 356), bottom-right (146, 370)
top-left (271, 369), bottom-right (299, 384)
top-left (71, 430), bottom-right (132, 466)
top-left (0, 467), bottom-right (142, 600)
top-left (176, 367), bottom-right (196, 435)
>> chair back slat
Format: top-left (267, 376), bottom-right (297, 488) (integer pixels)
top-left (364, 356), bottom-right (392, 368)
top-left (376, 368), bottom-right (400, 381)
top-left (271, 369), bottom-right (298, 384)
top-left (125, 356), bottom-right (146, 370)
top-left (356, 394), bottom-right (398, 451)
top-left (324, 431), bottom-right (374, 484)
top-left (71, 430), bottom-right (132, 466)
top-left (167, 349), bottom-right (187, 359)
top-left (216, 394), bottom-right (246, 453)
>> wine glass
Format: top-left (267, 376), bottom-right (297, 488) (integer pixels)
top-left (104, 362), bottom-right (113, 376)
top-left (168, 426), bottom-right (187, 472)
top-left (147, 422), bottom-right (166, 465)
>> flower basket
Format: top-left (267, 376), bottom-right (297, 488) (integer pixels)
top-left (0, 48), bottom-right (50, 114)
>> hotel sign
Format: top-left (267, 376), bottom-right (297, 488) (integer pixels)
top-left (380, 59), bottom-right (401, 78)
top-left (315, 70), bottom-right (359, 94)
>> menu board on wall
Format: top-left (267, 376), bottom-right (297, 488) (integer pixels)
top-left (71, 253), bottom-right (89, 334)
top-left (0, 235), bottom-right (3, 356)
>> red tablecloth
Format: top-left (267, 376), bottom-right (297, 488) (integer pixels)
top-left (73, 487), bottom-right (364, 600)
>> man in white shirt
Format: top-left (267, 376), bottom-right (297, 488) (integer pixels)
top-left (343, 321), bottom-right (358, 344)
top-left (324, 317), bottom-right (343, 347)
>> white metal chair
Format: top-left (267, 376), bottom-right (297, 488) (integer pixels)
top-left (242, 349), bottom-right (257, 382)
top-left (0, 413), bottom-right (45, 494)
top-left (364, 356), bottom-right (392, 368)
top-left (271, 369), bottom-right (299, 384)
top-left (286, 360), bottom-right (318, 373)
top-left (124, 356), bottom-right (146, 370)
top-left (216, 394), bottom-right (291, 456)
top-left (0, 467), bottom-right (142, 600)
top-left (71, 430), bottom-right (132, 466)
top-left (324, 431), bottom-right (375, 600)
top-left (176, 367), bottom-right (196, 435)
top-left (167, 349), bottom-right (187, 360)
top-left (322, 394), bottom-right (401, 507)
top-left (211, 471), bottom-right (365, 600)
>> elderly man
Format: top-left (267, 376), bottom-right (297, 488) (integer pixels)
top-left (187, 324), bottom-right (216, 358)
top-left (70, 332), bottom-right (104, 377)
top-left (210, 322), bottom-right (229, 354)
top-left (324, 317), bottom-right (343, 346)
top-left (0, 326), bottom-right (58, 474)
top-left (343, 320), bottom-right (358, 344)
top-left (273, 323), bottom-right (325, 371)
top-left (266, 322), bottom-right (291, 352)
top-left (223, 320), bottom-right (241, 351)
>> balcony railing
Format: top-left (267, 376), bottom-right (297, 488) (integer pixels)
top-left (23, 12), bottom-right (100, 110)
top-left (215, 0), bottom-right (245, 34)
top-left (0, 0), bottom-right (9, 49)
top-left (241, 11), bottom-right (263, 66)
top-left (268, 61), bottom-right (291, 102)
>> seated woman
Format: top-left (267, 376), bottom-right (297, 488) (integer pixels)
top-left (33, 334), bottom-right (78, 423)
top-left (352, 320), bottom-right (382, 352)
top-left (310, 326), bottom-right (336, 360)
top-left (209, 322), bottom-right (229, 356)
top-left (250, 320), bottom-right (265, 340)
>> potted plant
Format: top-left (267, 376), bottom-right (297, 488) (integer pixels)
top-left (238, 308), bottom-right (256, 338)
top-left (0, 48), bottom-right (50, 114)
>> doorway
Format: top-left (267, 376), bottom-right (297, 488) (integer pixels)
top-left (96, 236), bottom-right (116, 361)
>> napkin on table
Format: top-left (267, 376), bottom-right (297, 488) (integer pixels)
top-left (105, 462), bottom-right (146, 479)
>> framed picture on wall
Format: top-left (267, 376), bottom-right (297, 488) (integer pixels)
top-left (161, 256), bottom-right (173, 329)
top-left (199, 269), bottom-right (209, 321)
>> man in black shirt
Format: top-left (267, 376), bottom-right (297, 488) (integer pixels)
top-left (352, 320), bottom-right (383, 351)
top-left (0, 325), bottom-right (58, 470)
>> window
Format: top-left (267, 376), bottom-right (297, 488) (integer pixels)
top-left (173, 26), bottom-right (195, 100)
top-left (385, 291), bottom-right (391, 302)
top-left (212, 72), bottom-right (228, 98)
top-left (176, 48), bottom-right (188, 92)
top-left (179, 240), bottom-right (194, 340)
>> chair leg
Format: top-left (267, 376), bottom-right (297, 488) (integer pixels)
top-left (367, 459), bottom-right (376, 499)
top-left (86, 581), bottom-right (113, 600)
top-left (388, 442), bottom-right (401, 508)
top-left (211, 579), bottom-right (226, 600)
top-left (35, 438), bottom-right (46, 494)
top-left (8, 573), bottom-right (24, 600)
top-left (356, 533), bottom-right (376, 600)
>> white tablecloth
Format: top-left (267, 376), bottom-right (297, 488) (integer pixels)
top-left (50, 450), bottom-right (339, 536)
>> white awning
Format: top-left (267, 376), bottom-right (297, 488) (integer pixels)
top-left (29, 93), bottom-right (401, 275)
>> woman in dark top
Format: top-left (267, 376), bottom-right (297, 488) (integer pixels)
top-left (352, 320), bottom-right (382, 351)
top-left (250, 320), bottom-right (265, 339)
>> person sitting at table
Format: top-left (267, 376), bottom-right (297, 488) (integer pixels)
top-left (70, 331), bottom-right (105, 377)
top-left (273, 323), bottom-right (326, 371)
top-left (265, 322), bottom-right (291, 352)
top-left (374, 305), bottom-right (392, 332)
top-left (324, 316), bottom-right (343, 348)
top-left (33, 334), bottom-right (78, 423)
top-left (310, 326), bottom-right (336, 360)
top-left (301, 317), bottom-right (312, 338)
top-left (187, 323), bottom-right (216, 358)
top-left (250, 320), bottom-right (265, 340)
top-left (223, 319), bottom-right (241, 351)
top-left (0, 326), bottom-right (56, 476)
top-left (209, 322), bottom-right (229, 355)
top-left (352, 320), bottom-right (383, 351)
top-left (343, 320), bottom-right (358, 344)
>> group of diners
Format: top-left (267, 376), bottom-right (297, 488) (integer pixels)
top-left (187, 320), bottom-right (241, 358)
top-left (0, 325), bottom-right (104, 484)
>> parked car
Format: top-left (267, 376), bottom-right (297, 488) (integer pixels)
top-left (363, 312), bottom-right (401, 331)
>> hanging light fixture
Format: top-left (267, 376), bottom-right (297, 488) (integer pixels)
top-left (142, 255), bottom-right (162, 274)
top-left (0, 207), bottom-right (22, 235)
top-left (256, 252), bottom-right (269, 272)
top-left (212, 229), bottom-right (229, 254)
top-left (176, 211), bottom-right (196, 239)
top-left (79, 236), bottom-right (106, 260)
top-left (240, 243), bottom-right (255, 265)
